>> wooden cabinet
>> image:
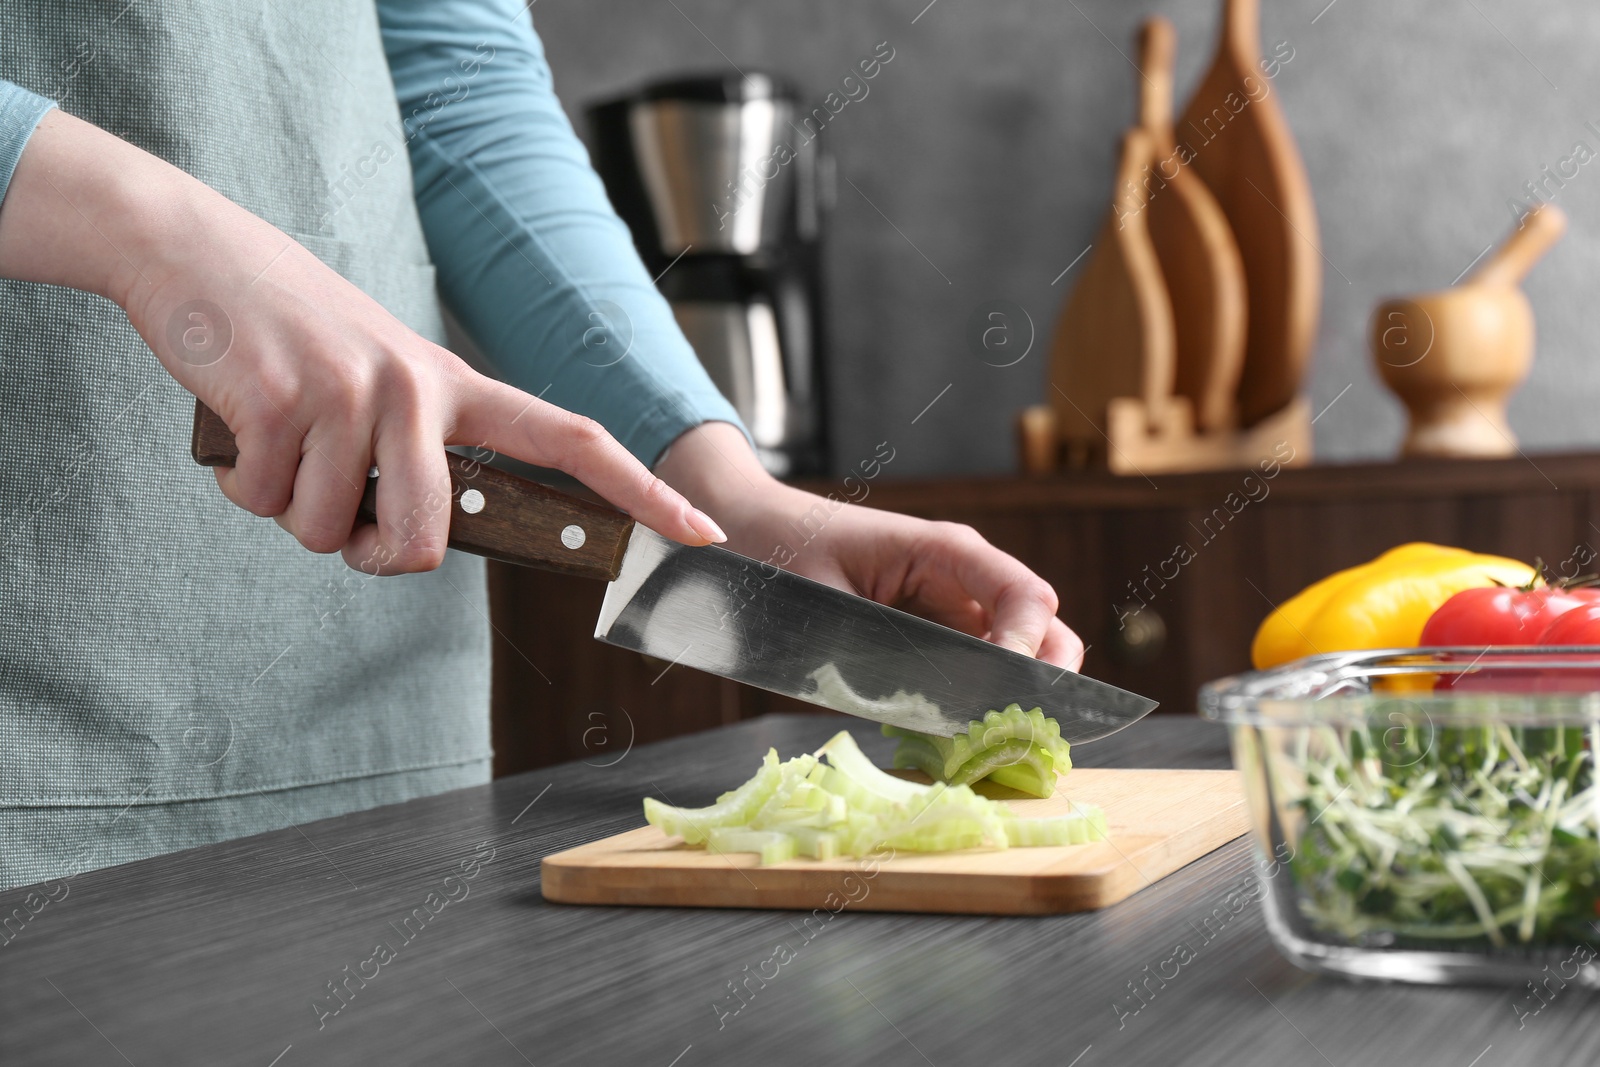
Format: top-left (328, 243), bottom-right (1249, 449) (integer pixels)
top-left (488, 453), bottom-right (1600, 777)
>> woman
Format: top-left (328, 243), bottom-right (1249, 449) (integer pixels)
top-left (0, 0), bottom-right (1082, 892)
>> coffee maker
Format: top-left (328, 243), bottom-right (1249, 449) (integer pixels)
top-left (588, 73), bottom-right (830, 477)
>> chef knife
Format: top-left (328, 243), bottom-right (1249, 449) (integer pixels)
top-left (191, 401), bottom-right (1157, 740)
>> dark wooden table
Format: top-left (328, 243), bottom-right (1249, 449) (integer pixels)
top-left (2, 716), bottom-right (1594, 1066)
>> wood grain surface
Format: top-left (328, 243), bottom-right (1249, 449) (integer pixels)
top-left (543, 768), bottom-right (1247, 914)
top-left (1178, 0), bottom-right (1321, 428)
top-left (1137, 16), bottom-right (1248, 435)
top-left (3, 716), bottom-right (1595, 1067)
top-left (1049, 127), bottom-right (1175, 458)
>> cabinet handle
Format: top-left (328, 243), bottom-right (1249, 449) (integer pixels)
top-left (1110, 603), bottom-right (1167, 665)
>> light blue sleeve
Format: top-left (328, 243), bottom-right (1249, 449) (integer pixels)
top-left (0, 80), bottom-right (55, 212)
top-left (377, 0), bottom-right (748, 467)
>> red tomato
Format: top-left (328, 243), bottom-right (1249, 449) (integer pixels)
top-left (1537, 603), bottom-right (1600, 645)
top-left (1433, 605), bottom-right (1600, 693)
top-left (1524, 606), bottom-right (1600, 690)
top-left (1421, 585), bottom-right (1600, 646)
top-left (1427, 584), bottom-right (1600, 691)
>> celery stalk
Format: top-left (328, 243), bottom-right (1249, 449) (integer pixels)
top-left (882, 704), bottom-right (1073, 798)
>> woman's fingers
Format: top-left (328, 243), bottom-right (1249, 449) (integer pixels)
top-left (923, 522), bottom-right (1065, 659)
top-left (212, 411), bottom-right (302, 519)
top-left (453, 377), bottom-right (725, 547)
top-left (911, 595), bottom-right (990, 640)
top-left (272, 427), bottom-right (372, 554)
top-left (209, 361), bottom-right (730, 571)
top-left (341, 413), bottom-right (453, 575)
top-left (1037, 617), bottom-right (1086, 671)
top-left (986, 576), bottom-right (1063, 659)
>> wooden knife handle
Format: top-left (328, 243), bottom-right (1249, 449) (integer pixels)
top-left (189, 399), bottom-right (635, 581)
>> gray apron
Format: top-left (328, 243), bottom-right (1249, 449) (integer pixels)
top-left (0, 1), bottom-right (491, 891)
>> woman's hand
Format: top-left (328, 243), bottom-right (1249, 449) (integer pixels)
top-left (656, 423), bottom-right (1085, 669)
top-left (0, 110), bottom-right (725, 573)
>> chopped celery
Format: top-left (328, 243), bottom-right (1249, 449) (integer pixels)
top-left (883, 704), bottom-right (1074, 798)
top-left (643, 749), bottom-right (782, 844)
top-left (1002, 807), bottom-right (1108, 846)
top-left (944, 740), bottom-right (1057, 788)
top-left (987, 760), bottom-right (1056, 798)
top-left (708, 827), bottom-right (797, 866)
top-left (784, 826), bottom-right (841, 860)
top-left (640, 730), bottom-right (1106, 865)
top-left (816, 731), bottom-right (928, 805)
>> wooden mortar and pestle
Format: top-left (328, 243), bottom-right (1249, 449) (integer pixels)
top-left (1373, 204), bottom-right (1565, 458)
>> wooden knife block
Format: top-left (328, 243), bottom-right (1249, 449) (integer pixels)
top-left (1019, 395), bottom-right (1312, 477)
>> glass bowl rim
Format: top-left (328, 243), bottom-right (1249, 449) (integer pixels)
top-left (1200, 646), bottom-right (1600, 727)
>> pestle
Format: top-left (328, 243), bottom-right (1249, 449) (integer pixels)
top-left (1372, 204), bottom-right (1566, 458)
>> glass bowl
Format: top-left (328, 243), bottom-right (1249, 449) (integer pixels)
top-left (1200, 647), bottom-right (1600, 988)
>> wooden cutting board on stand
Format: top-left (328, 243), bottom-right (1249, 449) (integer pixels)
top-left (1139, 16), bottom-right (1247, 434)
top-left (1178, 0), bottom-right (1320, 427)
top-left (1049, 128), bottom-right (1175, 464)
top-left (542, 768), bottom-right (1249, 916)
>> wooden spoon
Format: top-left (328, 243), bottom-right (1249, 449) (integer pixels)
top-left (1178, 0), bottom-right (1320, 428)
top-left (1137, 16), bottom-right (1248, 435)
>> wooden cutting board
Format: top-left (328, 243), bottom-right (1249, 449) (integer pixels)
top-left (1048, 128), bottom-right (1176, 462)
top-left (1138, 16), bottom-right (1247, 434)
top-left (541, 768), bottom-right (1249, 916)
top-left (1177, 0), bottom-right (1320, 428)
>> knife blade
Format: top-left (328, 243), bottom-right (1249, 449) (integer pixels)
top-left (191, 401), bottom-right (1157, 740)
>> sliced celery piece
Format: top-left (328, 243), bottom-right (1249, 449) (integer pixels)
top-left (1000, 807), bottom-right (1107, 847)
top-left (945, 740), bottom-right (1056, 789)
top-left (986, 760), bottom-right (1055, 797)
top-left (643, 748), bottom-right (782, 844)
top-left (882, 704), bottom-right (1074, 798)
top-left (879, 822), bottom-right (989, 853)
top-left (884, 705), bottom-right (1070, 776)
top-left (751, 754), bottom-right (820, 825)
top-left (816, 764), bottom-right (900, 815)
top-left (708, 827), bottom-right (796, 866)
top-left (784, 826), bottom-right (841, 861)
top-left (888, 735), bottom-right (950, 780)
top-left (874, 805), bottom-right (1004, 853)
top-left (816, 731), bottom-right (927, 805)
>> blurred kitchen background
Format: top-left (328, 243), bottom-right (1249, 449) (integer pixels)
top-left (532, 0), bottom-right (1599, 477)
top-left (489, 0), bottom-right (1600, 774)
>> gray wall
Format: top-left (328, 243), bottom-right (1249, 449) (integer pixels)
top-left (532, 0), bottom-right (1600, 478)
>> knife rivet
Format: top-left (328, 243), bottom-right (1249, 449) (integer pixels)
top-left (560, 524), bottom-right (586, 550)
top-left (460, 489), bottom-right (486, 515)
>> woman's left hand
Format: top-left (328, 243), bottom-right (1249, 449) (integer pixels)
top-left (655, 423), bottom-right (1085, 670)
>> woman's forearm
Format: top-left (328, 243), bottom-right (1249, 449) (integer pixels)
top-left (378, 0), bottom-right (750, 468)
top-left (0, 108), bottom-right (195, 307)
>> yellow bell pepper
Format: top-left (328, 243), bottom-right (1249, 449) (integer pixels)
top-left (1251, 543), bottom-right (1536, 669)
